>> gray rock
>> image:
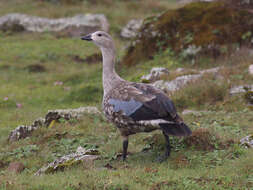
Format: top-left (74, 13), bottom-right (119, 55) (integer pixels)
top-left (199, 67), bottom-right (220, 75)
top-left (229, 85), bottom-right (253, 95)
top-left (153, 74), bottom-right (201, 93)
top-left (249, 64), bottom-right (253, 75)
top-left (141, 67), bottom-right (169, 83)
top-left (151, 67), bottom-right (221, 93)
top-left (121, 19), bottom-right (143, 39)
top-left (8, 118), bottom-right (45, 142)
top-left (35, 146), bottom-right (100, 175)
top-left (0, 13), bottom-right (109, 36)
top-left (240, 135), bottom-right (253, 148)
top-left (8, 107), bottom-right (101, 142)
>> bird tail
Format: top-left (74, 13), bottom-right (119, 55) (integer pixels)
top-left (159, 122), bottom-right (192, 136)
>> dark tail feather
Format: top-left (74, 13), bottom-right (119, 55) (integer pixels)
top-left (159, 122), bottom-right (192, 136)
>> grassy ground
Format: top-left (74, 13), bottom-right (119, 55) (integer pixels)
top-left (0, 1), bottom-right (253, 189)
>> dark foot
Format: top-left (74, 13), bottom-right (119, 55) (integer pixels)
top-left (163, 131), bottom-right (171, 157)
top-left (155, 154), bottom-right (169, 163)
top-left (122, 136), bottom-right (129, 161)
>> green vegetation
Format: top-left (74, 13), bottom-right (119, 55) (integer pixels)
top-left (0, 0), bottom-right (252, 189)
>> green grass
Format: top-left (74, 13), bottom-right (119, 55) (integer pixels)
top-left (0, 1), bottom-right (253, 189)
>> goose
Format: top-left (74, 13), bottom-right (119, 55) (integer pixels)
top-left (81, 31), bottom-right (191, 161)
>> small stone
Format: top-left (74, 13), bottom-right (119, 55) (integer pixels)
top-left (7, 162), bottom-right (25, 174)
top-left (240, 135), bottom-right (253, 148)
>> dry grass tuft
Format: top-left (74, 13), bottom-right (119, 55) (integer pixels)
top-left (184, 128), bottom-right (226, 151)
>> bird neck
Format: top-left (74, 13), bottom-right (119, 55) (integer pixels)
top-left (101, 46), bottom-right (123, 94)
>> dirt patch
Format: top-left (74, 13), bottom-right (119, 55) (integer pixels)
top-left (25, 64), bottom-right (47, 73)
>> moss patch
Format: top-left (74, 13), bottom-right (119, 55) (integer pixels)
top-left (122, 1), bottom-right (253, 65)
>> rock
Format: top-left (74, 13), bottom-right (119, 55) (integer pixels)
top-left (199, 67), bottom-right (220, 75)
top-left (151, 67), bottom-right (221, 93)
top-left (7, 162), bottom-right (25, 174)
top-left (0, 13), bottom-right (109, 37)
top-left (175, 67), bottom-right (186, 73)
top-left (240, 135), bottom-right (253, 148)
top-left (141, 67), bottom-right (169, 83)
top-left (45, 106), bottom-right (101, 126)
top-left (229, 85), bottom-right (253, 95)
top-left (249, 64), bottom-right (253, 75)
top-left (8, 117), bottom-right (45, 142)
top-left (8, 106), bottom-right (101, 142)
top-left (120, 19), bottom-right (143, 39)
top-left (35, 146), bottom-right (100, 175)
top-left (153, 74), bottom-right (201, 93)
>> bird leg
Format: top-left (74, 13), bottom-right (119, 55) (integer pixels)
top-left (156, 131), bottom-right (171, 162)
top-left (163, 131), bottom-right (171, 158)
top-left (122, 136), bottom-right (129, 161)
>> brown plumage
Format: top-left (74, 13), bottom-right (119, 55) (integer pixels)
top-left (81, 31), bottom-right (192, 161)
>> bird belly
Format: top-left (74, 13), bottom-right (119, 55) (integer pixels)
top-left (103, 105), bottom-right (162, 135)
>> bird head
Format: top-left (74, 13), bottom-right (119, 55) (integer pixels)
top-left (81, 31), bottom-right (114, 49)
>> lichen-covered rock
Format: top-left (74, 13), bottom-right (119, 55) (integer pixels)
top-left (120, 19), bottom-right (143, 39)
top-left (141, 67), bottom-right (170, 83)
top-left (8, 118), bottom-right (45, 142)
top-left (229, 85), bottom-right (253, 95)
top-left (0, 13), bottom-right (109, 36)
top-left (45, 107), bottom-right (101, 126)
top-left (122, 1), bottom-right (253, 65)
top-left (8, 107), bottom-right (101, 142)
top-left (35, 146), bottom-right (100, 175)
top-left (240, 135), bottom-right (253, 148)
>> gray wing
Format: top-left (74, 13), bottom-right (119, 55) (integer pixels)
top-left (108, 83), bottom-right (177, 121)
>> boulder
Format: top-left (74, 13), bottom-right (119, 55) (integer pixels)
top-left (0, 13), bottom-right (109, 36)
top-left (120, 19), bottom-right (143, 39)
top-left (141, 67), bottom-right (169, 83)
top-left (7, 162), bottom-right (25, 174)
top-left (35, 146), bottom-right (100, 175)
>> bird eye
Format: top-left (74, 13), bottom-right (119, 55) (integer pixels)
top-left (97, 34), bottom-right (102, 37)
